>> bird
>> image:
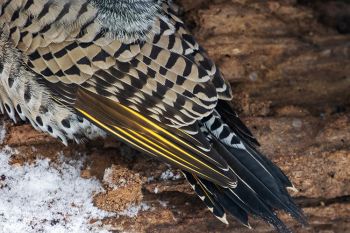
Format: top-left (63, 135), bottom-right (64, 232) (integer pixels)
top-left (0, 0), bottom-right (306, 232)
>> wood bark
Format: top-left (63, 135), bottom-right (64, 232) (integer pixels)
top-left (1, 0), bottom-right (350, 232)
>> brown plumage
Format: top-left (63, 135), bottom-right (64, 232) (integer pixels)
top-left (0, 0), bottom-right (306, 232)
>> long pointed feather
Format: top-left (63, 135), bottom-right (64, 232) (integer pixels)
top-left (183, 171), bottom-right (228, 224)
top-left (75, 88), bottom-right (237, 188)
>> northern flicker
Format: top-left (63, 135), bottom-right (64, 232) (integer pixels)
top-left (0, 0), bottom-right (306, 231)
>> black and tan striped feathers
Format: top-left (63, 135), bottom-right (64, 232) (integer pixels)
top-left (0, 0), bottom-right (236, 187)
top-left (0, 0), bottom-right (231, 125)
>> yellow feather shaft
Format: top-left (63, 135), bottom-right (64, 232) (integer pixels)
top-left (76, 108), bottom-right (156, 157)
top-left (118, 104), bottom-right (229, 179)
top-left (124, 127), bottom-right (201, 170)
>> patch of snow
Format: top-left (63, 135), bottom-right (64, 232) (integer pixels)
top-left (160, 169), bottom-right (181, 181)
top-left (103, 167), bottom-right (119, 189)
top-left (118, 203), bottom-right (150, 218)
top-left (0, 121), bottom-right (6, 144)
top-left (0, 147), bottom-right (114, 233)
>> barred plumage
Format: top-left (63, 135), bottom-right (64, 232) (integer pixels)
top-left (0, 0), bottom-right (305, 232)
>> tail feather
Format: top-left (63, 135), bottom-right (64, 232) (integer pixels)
top-left (184, 171), bottom-right (250, 226)
top-left (224, 183), bottom-right (291, 233)
top-left (245, 143), bottom-right (294, 188)
top-left (197, 178), bottom-right (251, 227)
top-left (182, 103), bottom-right (306, 232)
top-left (217, 189), bottom-right (250, 227)
top-left (216, 100), bottom-right (293, 188)
top-left (216, 100), bottom-right (260, 147)
top-left (185, 168), bottom-right (291, 232)
top-left (224, 143), bottom-right (306, 224)
top-left (183, 171), bottom-right (228, 224)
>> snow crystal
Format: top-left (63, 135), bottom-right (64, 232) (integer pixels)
top-left (0, 121), bottom-right (6, 144)
top-left (103, 167), bottom-right (119, 189)
top-left (160, 169), bottom-right (181, 181)
top-left (0, 146), bottom-right (114, 233)
top-left (118, 203), bottom-right (150, 218)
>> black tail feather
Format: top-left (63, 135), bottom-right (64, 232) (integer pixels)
top-left (184, 170), bottom-right (251, 227)
top-left (183, 171), bottom-right (228, 224)
top-left (224, 143), bottom-right (306, 225)
top-left (216, 100), bottom-right (294, 189)
top-left (216, 100), bottom-right (260, 147)
top-left (185, 167), bottom-right (293, 232)
top-left (185, 100), bottom-right (307, 232)
top-left (245, 143), bottom-right (294, 188)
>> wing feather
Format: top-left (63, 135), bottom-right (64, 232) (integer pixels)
top-left (1, 0), bottom-right (238, 190)
top-left (75, 89), bottom-right (236, 188)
